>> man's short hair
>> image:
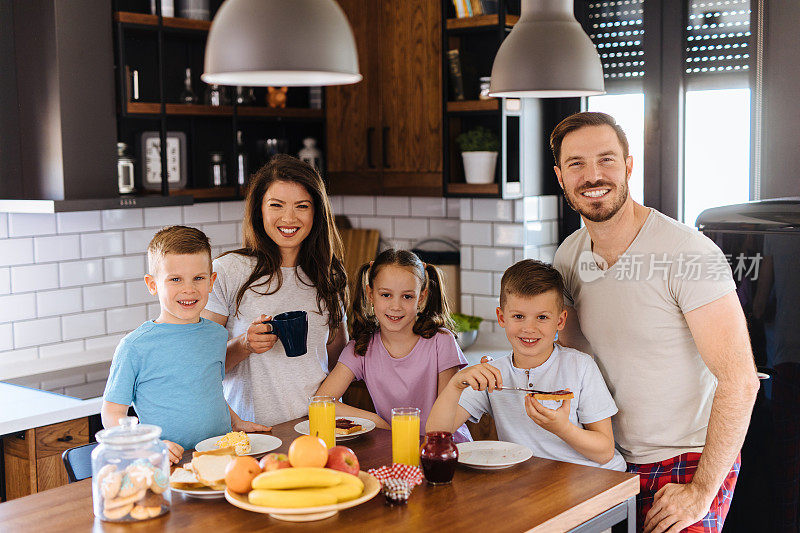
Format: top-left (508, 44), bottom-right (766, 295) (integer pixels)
top-left (500, 259), bottom-right (565, 310)
top-left (549, 111), bottom-right (630, 168)
top-left (147, 225), bottom-right (212, 275)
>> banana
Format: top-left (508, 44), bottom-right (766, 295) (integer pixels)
top-left (336, 472), bottom-right (364, 490)
top-left (305, 483), bottom-right (363, 503)
top-left (248, 489), bottom-right (337, 508)
top-left (251, 467), bottom-right (343, 490)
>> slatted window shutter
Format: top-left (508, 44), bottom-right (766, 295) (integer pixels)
top-left (585, 1), bottom-right (645, 89)
top-left (685, 0), bottom-right (751, 86)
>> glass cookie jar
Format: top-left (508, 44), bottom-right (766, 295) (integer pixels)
top-left (91, 417), bottom-right (171, 522)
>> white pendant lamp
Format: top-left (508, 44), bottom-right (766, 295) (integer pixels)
top-left (489, 0), bottom-right (604, 98)
top-left (202, 0), bottom-right (362, 87)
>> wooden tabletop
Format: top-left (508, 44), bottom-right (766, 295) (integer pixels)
top-left (0, 418), bottom-right (639, 532)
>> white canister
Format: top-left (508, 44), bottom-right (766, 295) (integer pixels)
top-left (150, 0), bottom-right (175, 17)
top-left (178, 0), bottom-right (210, 20)
top-left (462, 151), bottom-right (498, 184)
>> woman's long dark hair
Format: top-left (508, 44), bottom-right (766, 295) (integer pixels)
top-left (350, 249), bottom-right (455, 356)
top-left (222, 154), bottom-right (347, 342)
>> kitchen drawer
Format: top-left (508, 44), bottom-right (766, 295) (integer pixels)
top-left (34, 418), bottom-right (89, 459)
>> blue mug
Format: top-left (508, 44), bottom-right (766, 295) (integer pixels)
top-left (263, 311), bottom-right (308, 357)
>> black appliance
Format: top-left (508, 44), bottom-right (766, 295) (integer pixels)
top-left (697, 199), bottom-right (800, 532)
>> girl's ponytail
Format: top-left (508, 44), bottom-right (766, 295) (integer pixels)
top-left (349, 262), bottom-right (379, 356)
top-left (413, 264), bottom-right (456, 338)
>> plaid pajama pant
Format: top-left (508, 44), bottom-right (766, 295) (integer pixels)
top-left (627, 452), bottom-right (740, 532)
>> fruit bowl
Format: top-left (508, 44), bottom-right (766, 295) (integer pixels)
top-left (224, 471), bottom-right (380, 522)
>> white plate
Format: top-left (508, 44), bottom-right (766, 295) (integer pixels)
top-left (456, 441), bottom-right (533, 470)
top-left (170, 486), bottom-right (224, 499)
top-left (293, 417), bottom-right (376, 441)
top-left (225, 471), bottom-right (380, 522)
top-left (194, 433), bottom-right (282, 456)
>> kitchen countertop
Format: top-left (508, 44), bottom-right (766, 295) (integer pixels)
top-left (0, 383), bottom-right (102, 436)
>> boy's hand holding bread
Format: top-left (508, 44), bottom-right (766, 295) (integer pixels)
top-left (524, 390), bottom-right (572, 437)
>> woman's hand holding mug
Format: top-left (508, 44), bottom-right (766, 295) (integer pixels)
top-left (243, 314), bottom-right (279, 354)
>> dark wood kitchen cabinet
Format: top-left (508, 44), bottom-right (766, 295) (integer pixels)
top-left (327, 0), bottom-right (442, 197)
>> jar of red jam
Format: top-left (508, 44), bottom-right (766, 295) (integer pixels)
top-left (420, 431), bottom-right (458, 485)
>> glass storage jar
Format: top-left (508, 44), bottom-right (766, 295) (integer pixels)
top-left (91, 417), bottom-right (170, 522)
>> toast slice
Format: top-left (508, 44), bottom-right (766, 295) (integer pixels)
top-left (191, 454), bottom-right (233, 487)
top-left (192, 445), bottom-right (236, 458)
top-left (335, 418), bottom-right (363, 435)
top-left (169, 467), bottom-right (203, 490)
top-left (531, 390), bottom-right (574, 401)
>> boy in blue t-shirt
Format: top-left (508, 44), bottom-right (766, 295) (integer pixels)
top-left (102, 226), bottom-right (268, 463)
top-left (427, 259), bottom-right (625, 470)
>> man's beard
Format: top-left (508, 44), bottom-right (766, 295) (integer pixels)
top-left (563, 177), bottom-right (629, 223)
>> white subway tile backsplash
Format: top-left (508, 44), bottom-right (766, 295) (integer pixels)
top-left (341, 196), bottom-right (375, 216)
top-left (0, 293), bottom-right (36, 322)
top-left (107, 305), bottom-right (147, 334)
top-left (434, 219), bottom-right (460, 241)
top-left (124, 228), bottom-right (158, 255)
top-left (539, 245), bottom-right (557, 264)
top-left (8, 213), bottom-right (56, 237)
top-left (147, 302), bottom-right (161, 320)
top-left (493, 272), bottom-right (504, 295)
top-left (523, 196), bottom-right (540, 221)
top-left (393, 217), bottom-right (429, 240)
top-left (375, 197), bottom-right (409, 216)
top-left (81, 232), bottom-right (123, 258)
top-left (104, 256), bottom-right (145, 282)
top-left (447, 199), bottom-right (461, 219)
top-left (0, 268), bottom-right (10, 295)
top-left (460, 246), bottom-right (472, 270)
top-left (34, 234), bottom-right (81, 263)
top-left (461, 270), bottom-right (493, 296)
top-left (460, 294), bottom-right (473, 316)
top-left (57, 211), bottom-right (101, 234)
top-left (0, 323), bottom-right (12, 351)
top-left (85, 363), bottom-right (111, 383)
top-left (84, 283), bottom-right (126, 311)
top-left (540, 195), bottom-right (559, 220)
top-left (357, 217), bottom-right (393, 238)
top-left (202, 223), bottom-right (238, 247)
top-left (126, 280), bottom-right (156, 305)
top-left (410, 198), bottom-right (446, 218)
top-left (183, 203), bottom-right (220, 224)
top-left (523, 245), bottom-right (539, 260)
top-left (14, 317), bottom-right (61, 348)
top-left (102, 209), bottom-right (143, 230)
top-left (62, 311), bottom-right (106, 340)
top-left (85, 333), bottom-right (125, 351)
top-left (524, 221), bottom-right (558, 246)
top-left (37, 288), bottom-right (83, 317)
top-left (65, 380), bottom-right (107, 399)
top-left (460, 199), bottom-right (471, 221)
top-left (472, 247), bottom-right (513, 271)
top-left (473, 295), bottom-right (500, 321)
top-left (41, 371), bottom-right (85, 390)
top-left (11, 263), bottom-right (59, 293)
top-left (39, 340), bottom-right (84, 358)
top-left (514, 248), bottom-right (526, 263)
top-left (514, 199), bottom-right (524, 223)
top-left (60, 259), bottom-right (103, 287)
top-left (385, 239), bottom-right (413, 251)
top-left (0, 213), bottom-right (7, 238)
top-left (144, 206), bottom-right (183, 228)
top-left (329, 195), bottom-right (343, 215)
top-left (471, 199), bottom-right (513, 222)
top-left (0, 238), bottom-right (34, 266)
top-left (460, 223), bottom-right (492, 246)
top-left (0, 347), bottom-right (38, 363)
top-left (479, 320), bottom-right (496, 334)
top-left (219, 201), bottom-right (245, 222)
top-left (493, 223), bottom-right (525, 247)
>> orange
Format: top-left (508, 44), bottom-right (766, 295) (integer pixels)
top-left (287, 435), bottom-right (329, 468)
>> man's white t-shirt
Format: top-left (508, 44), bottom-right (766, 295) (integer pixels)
top-left (554, 209), bottom-right (736, 464)
top-left (206, 253), bottom-right (333, 427)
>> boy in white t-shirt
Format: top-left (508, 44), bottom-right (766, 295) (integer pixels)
top-left (427, 259), bottom-right (625, 470)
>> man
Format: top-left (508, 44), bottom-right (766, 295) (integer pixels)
top-left (551, 112), bottom-right (759, 533)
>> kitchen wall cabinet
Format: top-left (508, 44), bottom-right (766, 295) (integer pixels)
top-left (327, 0), bottom-right (443, 197)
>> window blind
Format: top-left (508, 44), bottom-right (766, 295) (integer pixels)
top-left (585, 1), bottom-right (645, 82)
top-left (685, 0), bottom-right (751, 78)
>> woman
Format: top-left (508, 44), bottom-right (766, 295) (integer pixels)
top-left (203, 155), bottom-right (348, 427)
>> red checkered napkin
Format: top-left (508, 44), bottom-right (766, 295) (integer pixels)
top-left (367, 463), bottom-right (424, 504)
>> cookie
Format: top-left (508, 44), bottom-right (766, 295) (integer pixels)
top-left (137, 490), bottom-right (163, 508)
top-left (100, 472), bottom-right (123, 500)
top-left (105, 488), bottom-right (146, 510)
top-left (147, 505), bottom-right (164, 518)
top-left (95, 464), bottom-right (117, 486)
top-left (129, 505), bottom-right (151, 521)
top-left (103, 502), bottom-right (133, 520)
top-left (150, 468), bottom-right (168, 494)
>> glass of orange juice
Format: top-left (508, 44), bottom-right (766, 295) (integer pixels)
top-left (308, 396), bottom-right (335, 448)
top-left (391, 407), bottom-right (421, 466)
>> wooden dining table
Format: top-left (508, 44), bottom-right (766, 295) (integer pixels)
top-left (0, 417), bottom-right (639, 532)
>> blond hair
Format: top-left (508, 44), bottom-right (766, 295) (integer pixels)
top-left (147, 225), bottom-right (212, 275)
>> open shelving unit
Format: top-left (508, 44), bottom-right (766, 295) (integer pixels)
top-left (441, 1), bottom-right (519, 198)
top-left (112, 1), bottom-right (325, 202)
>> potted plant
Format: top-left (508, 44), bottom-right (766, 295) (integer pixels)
top-left (452, 312), bottom-right (483, 350)
top-left (456, 126), bottom-right (500, 184)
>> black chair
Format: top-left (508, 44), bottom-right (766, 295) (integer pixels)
top-left (62, 442), bottom-right (99, 483)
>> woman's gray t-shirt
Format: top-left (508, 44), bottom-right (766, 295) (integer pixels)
top-left (206, 253), bottom-right (331, 426)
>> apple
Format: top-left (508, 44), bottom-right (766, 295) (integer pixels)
top-left (259, 452), bottom-right (291, 472)
top-left (325, 446), bottom-right (360, 476)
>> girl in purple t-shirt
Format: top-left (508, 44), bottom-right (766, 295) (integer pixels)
top-left (315, 249), bottom-right (472, 442)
